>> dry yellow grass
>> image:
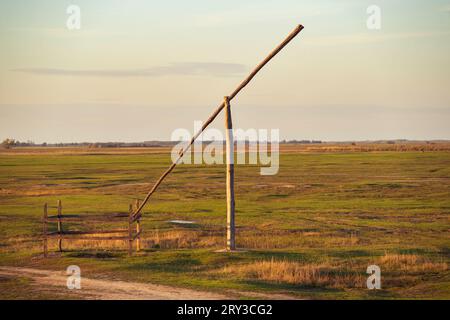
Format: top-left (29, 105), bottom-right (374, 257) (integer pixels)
top-left (49, 233), bottom-right (129, 251)
top-left (39, 229), bottom-right (360, 253)
top-left (42, 231), bottom-right (199, 251)
top-left (145, 230), bottom-right (223, 249)
top-left (238, 231), bottom-right (359, 249)
top-left (143, 230), bottom-right (200, 249)
top-left (379, 253), bottom-right (448, 272)
top-left (2, 142), bottom-right (450, 156)
top-left (219, 258), bottom-right (364, 288)
top-left (6, 230), bottom-right (221, 255)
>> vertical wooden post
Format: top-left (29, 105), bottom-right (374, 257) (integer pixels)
top-left (57, 200), bottom-right (62, 252)
top-left (135, 199), bottom-right (141, 252)
top-left (43, 203), bottom-right (48, 258)
top-left (224, 96), bottom-right (236, 251)
top-left (128, 204), bottom-right (133, 256)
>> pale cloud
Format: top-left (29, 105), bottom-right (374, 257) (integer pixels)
top-left (13, 62), bottom-right (247, 77)
top-left (7, 27), bottom-right (126, 38)
top-left (303, 31), bottom-right (450, 46)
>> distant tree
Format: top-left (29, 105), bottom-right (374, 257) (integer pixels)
top-left (1, 138), bottom-right (16, 149)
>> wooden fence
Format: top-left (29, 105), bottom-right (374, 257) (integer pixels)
top-left (43, 200), bottom-right (142, 257)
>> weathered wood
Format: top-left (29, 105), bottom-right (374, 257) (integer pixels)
top-left (47, 213), bottom-right (128, 220)
top-left (133, 24), bottom-right (304, 217)
top-left (131, 212), bottom-right (142, 223)
top-left (42, 202), bottom-right (134, 253)
top-left (128, 204), bottom-right (133, 256)
top-left (57, 200), bottom-right (62, 252)
top-left (47, 236), bottom-right (129, 241)
top-left (43, 203), bottom-right (48, 258)
top-left (47, 229), bottom-right (129, 235)
top-left (133, 230), bottom-right (142, 241)
top-left (47, 216), bottom-right (127, 223)
top-left (135, 199), bottom-right (141, 252)
top-left (224, 96), bottom-right (236, 251)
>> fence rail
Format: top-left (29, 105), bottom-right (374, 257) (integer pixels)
top-left (42, 200), bottom-right (142, 257)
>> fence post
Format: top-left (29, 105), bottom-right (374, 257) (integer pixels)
top-left (224, 96), bottom-right (236, 251)
top-left (135, 199), bottom-right (141, 252)
top-left (128, 204), bottom-right (133, 256)
top-left (57, 200), bottom-right (63, 252)
top-left (43, 203), bottom-right (48, 258)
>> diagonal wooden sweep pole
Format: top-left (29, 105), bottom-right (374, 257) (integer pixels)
top-left (133, 24), bottom-right (304, 220)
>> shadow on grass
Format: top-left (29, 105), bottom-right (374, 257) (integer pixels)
top-left (122, 249), bottom-right (312, 274)
top-left (328, 249), bottom-right (374, 258)
top-left (65, 251), bottom-right (123, 259)
top-left (233, 279), bottom-right (354, 299)
top-left (240, 250), bottom-right (313, 262)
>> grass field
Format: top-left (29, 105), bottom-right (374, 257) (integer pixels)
top-left (0, 144), bottom-right (449, 299)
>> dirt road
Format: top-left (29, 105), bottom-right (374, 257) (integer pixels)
top-left (0, 266), bottom-right (230, 300)
top-left (0, 266), bottom-right (299, 300)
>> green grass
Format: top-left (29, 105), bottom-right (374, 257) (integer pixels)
top-left (0, 150), bottom-right (449, 299)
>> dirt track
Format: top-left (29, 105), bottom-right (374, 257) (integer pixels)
top-left (0, 266), bottom-right (299, 300)
top-left (0, 266), bottom-right (229, 300)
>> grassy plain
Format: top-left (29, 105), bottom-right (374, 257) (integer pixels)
top-left (0, 144), bottom-right (449, 299)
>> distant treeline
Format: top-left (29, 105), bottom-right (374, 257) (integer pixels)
top-left (3, 138), bottom-right (450, 150)
top-left (1, 139), bottom-right (178, 148)
top-left (281, 140), bottom-right (322, 144)
top-left (1, 139), bottom-right (323, 148)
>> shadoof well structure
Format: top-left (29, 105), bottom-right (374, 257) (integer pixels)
top-left (43, 25), bottom-right (304, 256)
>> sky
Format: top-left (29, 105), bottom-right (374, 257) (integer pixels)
top-left (0, 0), bottom-right (449, 143)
